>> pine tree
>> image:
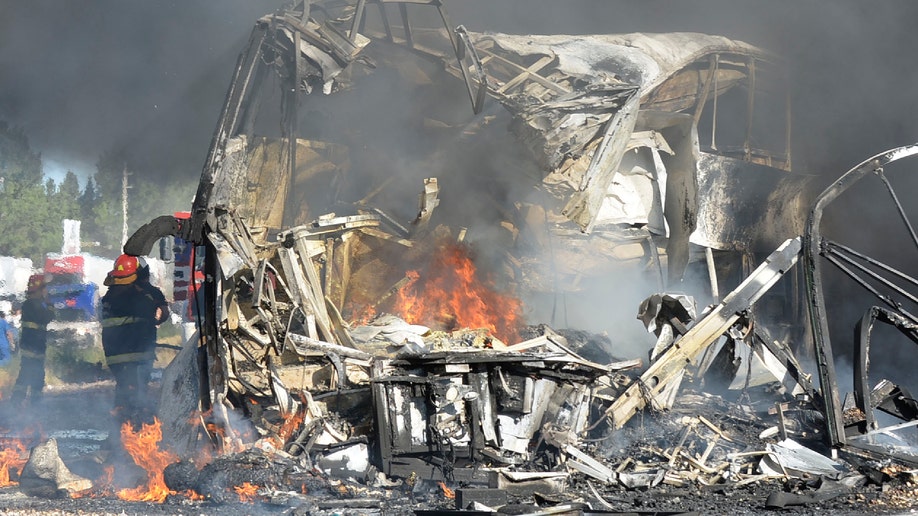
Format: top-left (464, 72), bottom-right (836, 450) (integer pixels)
top-left (58, 171), bottom-right (82, 220)
top-left (0, 122), bottom-right (52, 260)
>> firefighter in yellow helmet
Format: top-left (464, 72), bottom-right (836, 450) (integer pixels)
top-left (100, 254), bottom-right (168, 425)
top-left (10, 273), bottom-right (55, 406)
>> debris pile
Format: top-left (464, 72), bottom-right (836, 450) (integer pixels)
top-left (5, 0), bottom-right (918, 514)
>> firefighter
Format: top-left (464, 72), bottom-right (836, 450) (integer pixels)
top-left (100, 254), bottom-right (169, 425)
top-left (9, 274), bottom-right (54, 406)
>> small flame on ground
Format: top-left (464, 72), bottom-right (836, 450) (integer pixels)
top-left (234, 481), bottom-right (259, 503)
top-left (117, 418), bottom-right (178, 503)
top-left (348, 303), bottom-right (377, 327)
top-left (439, 481), bottom-right (455, 499)
top-left (0, 438), bottom-right (27, 487)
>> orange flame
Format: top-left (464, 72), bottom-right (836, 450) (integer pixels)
top-left (183, 489), bottom-right (205, 501)
top-left (234, 481), bottom-right (259, 503)
top-left (348, 303), bottom-right (378, 327)
top-left (190, 407), bottom-right (251, 458)
top-left (0, 437), bottom-right (27, 487)
top-left (393, 242), bottom-right (521, 342)
top-left (439, 481), bottom-right (455, 499)
top-left (272, 409), bottom-right (304, 449)
top-left (117, 418), bottom-right (178, 503)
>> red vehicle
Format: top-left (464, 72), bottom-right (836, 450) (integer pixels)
top-left (44, 254), bottom-right (98, 321)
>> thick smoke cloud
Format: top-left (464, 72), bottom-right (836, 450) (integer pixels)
top-left (0, 0), bottom-right (287, 182)
top-left (446, 0), bottom-right (918, 179)
top-left (4, 1), bottom-right (917, 346)
top-left (2, 0), bottom-right (917, 184)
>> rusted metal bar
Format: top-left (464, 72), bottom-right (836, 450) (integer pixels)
top-left (854, 306), bottom-right (918, 433)
top-left (454, 25), bottom-right (488, 114)
top-left (692, 54), bottom-right (718, 128)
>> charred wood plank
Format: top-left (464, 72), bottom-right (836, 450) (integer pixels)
top-left (277, 245), bottom-right (337, 343)
top-left (294, 239), bottom-right (337, 334)
top-left (561, 88), bottom-right (640, 232)
top-left (359, 227), bottom-right (413, 247)
top-left (338, 233), bottom-right (353, 307)
top-left (364, 206), bottom-right (410, 237)
top-left (325, 295), bottom-right (359, 350)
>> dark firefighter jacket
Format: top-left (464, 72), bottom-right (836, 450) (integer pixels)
top-left (101, 280), bottom-right (168, 365)
top-left (19, 297), bottom-right (54, 358)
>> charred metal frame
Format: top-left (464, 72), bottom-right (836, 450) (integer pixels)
top-left (803, 143), bottom-right (918, 456)
top-left (854, 306), bottom-right (918, 433)
top-left (692, 53), bottom-right (792, 172)
top-left (371, 343), bottom-right (609, 482)
top-left (175, 0), bottom-right (470, 421)
top-left (123, 0), bottom-right (826, 471)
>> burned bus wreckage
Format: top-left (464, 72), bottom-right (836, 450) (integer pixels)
top-left (87, 0), bottom-right (918, 511)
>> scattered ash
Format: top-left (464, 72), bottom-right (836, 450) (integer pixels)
top-left (4, 360), bottom-right (918, 514)
top-left (518, 324), bottom-right (622, 363)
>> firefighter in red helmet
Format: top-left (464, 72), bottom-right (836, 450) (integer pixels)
top-left (10, 273), bottom-right (54, 406)
top-left (100, 254), bottom-right (168, 426)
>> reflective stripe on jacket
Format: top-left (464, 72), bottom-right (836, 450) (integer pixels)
top-left (100, 280), bottom-right (167, 360)
top-left (105, 350), bottom-right (156, 365)
top-left (19, 297), bottom-right (54, 355)
top-left (101, 316), bottom-right (145, 328)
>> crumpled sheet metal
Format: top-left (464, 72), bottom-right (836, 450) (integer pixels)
top-left (348, 314), bottom-right (430, 349)
top-left (474, 32), bottom-right (770, 97)
top-left (760, 438), bottom-right (848, 479)
top-left (637, 293), bottom-right (696, 335)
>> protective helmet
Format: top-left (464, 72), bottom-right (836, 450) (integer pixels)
top-left (27, 273), bottom-right (46, 293)
top-left (111, 254), bottom-right (139, 278)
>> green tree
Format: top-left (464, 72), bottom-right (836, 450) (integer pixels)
top-left (90, 197), bottom-right (124, 256)
top-left (0, 183), bottom-right (58, 260)
top-left (0, 121), bottom-right (42, 194)
top-left (0, 121), bottom-right (201, 261)
top-left (56, 171), bottom-right (82, 221)
top-left (92, 149), bottom-right (128, 201)
top-left (88, 150), bottom-right (131, 257)
top-left (87, 149), bottom-right (198, 257)
top-left (0, 122), bottom-right (55, 261)
top-left (79, 177), bottom-right (100, 249)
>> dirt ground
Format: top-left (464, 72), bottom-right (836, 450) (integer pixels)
top-left (2, 382), bottom-right (918, 515)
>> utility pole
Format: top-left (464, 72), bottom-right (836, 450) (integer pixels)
top-left (121, 165), bottom-right (131, 249)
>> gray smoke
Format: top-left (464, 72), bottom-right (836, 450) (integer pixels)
top-left (3, 0), bottom-right (918, 372)
top-left (0, 0), bottom-right (287, 182)
top-left (2, 1), bottom-right (918, 184)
